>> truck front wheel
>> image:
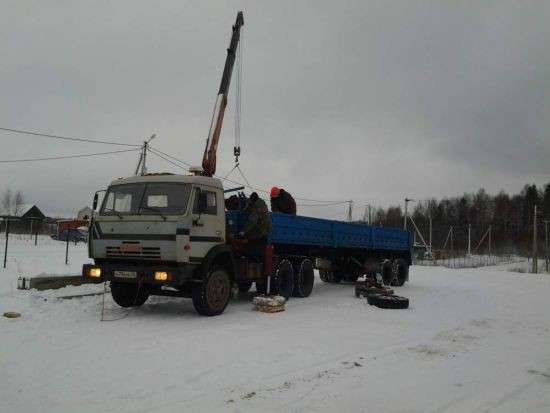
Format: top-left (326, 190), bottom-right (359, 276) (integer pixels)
top-left (391, 259), bottom-right (409, 286)
top-left (192, 267), bottom-right (231, 316)
top-left (110, 281), bottom-right (149, 308)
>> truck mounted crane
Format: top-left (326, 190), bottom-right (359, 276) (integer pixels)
top-left (201, 11), bottom-right (244, 177)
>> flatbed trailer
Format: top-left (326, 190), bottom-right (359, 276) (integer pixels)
top-left (226, 211), bottom-right (412, 298)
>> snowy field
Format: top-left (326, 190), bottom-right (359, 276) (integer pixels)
top-left (1, 237), bottom-right (550, 412)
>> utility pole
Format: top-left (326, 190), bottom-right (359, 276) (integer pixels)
top-left (134, 134), bottom-right (156, 176)
top-left (468, 224), bottom-right (471, 256)
top-left (429, 215), bottom-right (433, 252)
top-left (404, 198), bottom-right (414, 230)
top-left (533, 205), bottom-right (538, 274)
top-left (3, 219), bottom-right (9, 269)
top-left (347, 200), bottom-right (353, 222)
top-left (544, 220), bottom-right (549, 273)
top-left (488, 226), bottom-right (492, 257)
top-left (368, 204), bottom-right (372, 225)
top-left (450, 225), bottom-right (454, 257)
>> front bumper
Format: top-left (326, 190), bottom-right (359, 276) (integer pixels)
top-left (82, 262), bottom-right (197, 286)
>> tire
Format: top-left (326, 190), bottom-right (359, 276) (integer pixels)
top-left (273, 259), bottom-right (294, 299)
top-left (319, 268), bottom-right (341, 283)
top-left (319, 269), bottom-right (330, 283)
top-left (192, 267), bottom-right (232, 316)
top-left (381, 260), bottom-right (393, 286)
top-left (366, 294), bottom-right (409, 309)
top-left (293, 259), bottom-right (314, 298)
top-left (391, 259), bottom-right (409, 286)
top-left (238, 281), bottom-right (253, 293)
top-left (110, 281), bottom-right (149, 308)
top-left (355, 285), bottom-right (394, 298)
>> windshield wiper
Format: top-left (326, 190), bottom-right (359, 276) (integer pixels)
top-left (141, 206), bottom-right (167, 221)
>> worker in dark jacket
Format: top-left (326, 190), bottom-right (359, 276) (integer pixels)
top-left (243, 192), bottom-right (271, 239)
top-left (270, 187), bottom-right (297, 215)
top-left (241, 192), bottom-right (271, 257)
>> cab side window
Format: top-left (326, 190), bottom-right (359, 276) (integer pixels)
top-left (193, 188), bottom-right (218, 215)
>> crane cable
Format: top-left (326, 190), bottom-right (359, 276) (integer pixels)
top-left (233, 30), bottom-right (242, 164)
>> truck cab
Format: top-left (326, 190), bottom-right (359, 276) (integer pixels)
top-left (83, 173), bottom-right (236, 316)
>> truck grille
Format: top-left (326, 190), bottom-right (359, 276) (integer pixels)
top-left (106, 245), bottom-right (161, 260)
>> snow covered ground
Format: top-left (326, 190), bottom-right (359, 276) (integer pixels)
top-left (1, 237), bottom-right (550, 412)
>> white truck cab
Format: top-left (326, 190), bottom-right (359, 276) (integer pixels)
top-left (84, 173), bottom-right (235, 316)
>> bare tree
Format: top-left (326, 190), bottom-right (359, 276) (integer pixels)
top-left (14, 191), bottom-right (25, 216)
top-left (1, 188), bottom-right (12, 215)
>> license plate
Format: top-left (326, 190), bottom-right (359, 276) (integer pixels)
top-left (120, 244), bottom-right (142, 253)
top-left (114, 270), bottom-right (137, 279)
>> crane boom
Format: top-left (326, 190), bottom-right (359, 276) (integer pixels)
top-left (202, 11), bottom-right (244, 177)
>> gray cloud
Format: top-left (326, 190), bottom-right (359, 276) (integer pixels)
top-left (1, 0), bottom-right (549, 218)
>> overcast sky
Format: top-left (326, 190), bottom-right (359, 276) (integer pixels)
top-left (1, 1), bottom-right (549, 218)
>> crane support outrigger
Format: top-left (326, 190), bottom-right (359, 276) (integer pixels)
top-left (202, 11), bottom-right (244, 177)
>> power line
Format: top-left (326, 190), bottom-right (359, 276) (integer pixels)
top-left (148, 146), bottom-right (348, 204)
top-left (0, 148), bottom-right (139, 163)
top-left (0, 126), bottom-right (140, 147)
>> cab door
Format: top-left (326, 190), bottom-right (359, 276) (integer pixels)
top-left (189, 186), bottom-right (225, 261)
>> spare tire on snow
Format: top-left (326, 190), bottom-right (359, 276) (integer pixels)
top-left (366, 294), bottom-right (409, 309)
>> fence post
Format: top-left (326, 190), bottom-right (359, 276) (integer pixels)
top-left (65, 228), bottom-right (70, 265)
top-left (3, 220), bottom-right (9, 269)
top-left (533, 206), bottom-right (538, 274)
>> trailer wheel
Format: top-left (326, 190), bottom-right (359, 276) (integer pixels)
top-left (237, 281), bottom-right (253, 293)
top-left (192, 266), bottom-right (231, 316)
top-left (366, 294), bottom-right (409, 309)
top-left (381, 260), bottom-right (393, 286)
top-left (110, 281), bottom-right (149, 308)
top-left (319, 269), bottom-right (331, 283)
top-left (273, 259), bottom-right (294, 299)
top-left (293, 259), bottom-right (314, 298)
top-left (391, 259), bottom-right (409, 286)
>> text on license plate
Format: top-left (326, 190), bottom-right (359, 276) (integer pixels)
top-left (114, 270), bottom-right (137, 279)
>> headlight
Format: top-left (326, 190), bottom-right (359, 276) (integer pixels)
top-left (154, 271), bottom-right (169, 281)
top-left (89, 268), bottom-right (101, 277)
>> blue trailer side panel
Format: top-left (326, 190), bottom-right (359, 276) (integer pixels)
top-left (226, 211), bottom-right (411, 252)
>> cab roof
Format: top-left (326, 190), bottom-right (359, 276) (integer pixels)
top-left (108, 174), bottom-right (224, 190)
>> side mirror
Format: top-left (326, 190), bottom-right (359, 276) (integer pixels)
top-left (93, 193), bottom-right (99, 210)
top-left (197, 192), bottom-right (208, 214)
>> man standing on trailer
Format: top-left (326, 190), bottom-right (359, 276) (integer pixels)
top-left (270, 187), bottom-right (297, 215)
top-left (241, 192), bottom-right (272, 255)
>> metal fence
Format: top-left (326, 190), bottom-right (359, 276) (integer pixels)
top-left (414, 253), bottom-right (526, 269)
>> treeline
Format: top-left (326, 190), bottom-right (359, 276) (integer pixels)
top-left (371, 183), bottom-right (550, 255)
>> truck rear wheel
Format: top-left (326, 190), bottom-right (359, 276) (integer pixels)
top-left (192, 267), bottom-right (231, 316)
top-left (391, 259), bottom-right (409, 286)
top-left (381, 260), bottom-right (393, 286)
top-left (110, 281), bottom-right (149, 308)
top-left (273, 259), bottom-right (294, 299)
top-left (293, 259), bottom-right (314, 298)
top-left (319, 269), bottom-right (331, 283)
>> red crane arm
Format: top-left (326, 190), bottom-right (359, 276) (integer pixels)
top-left (202, 11), bottom-right (244, 177)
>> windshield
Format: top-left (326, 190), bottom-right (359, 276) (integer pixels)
top-left (100, 183), bottom-right (191, 216)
